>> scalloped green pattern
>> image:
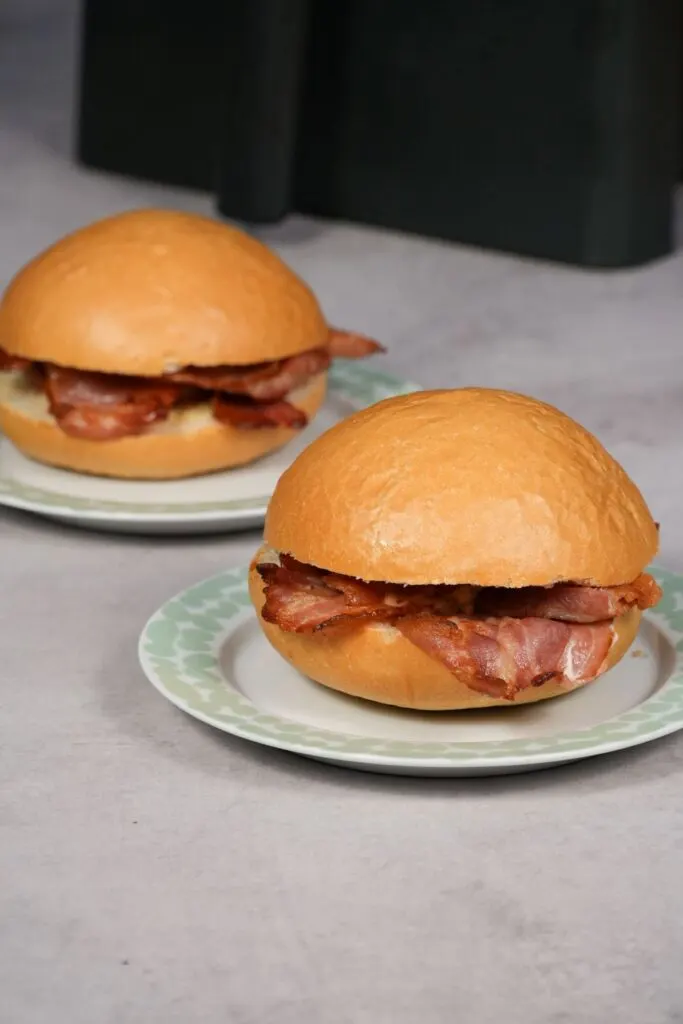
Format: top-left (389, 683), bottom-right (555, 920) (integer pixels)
top-left (138, 566), bottom-right (683, 766)
top-left (0, 363), bottom-right (418, 516)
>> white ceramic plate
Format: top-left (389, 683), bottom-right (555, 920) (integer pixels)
top-left (138, 566), bottom-right (683, 776)
top-left (0, 363), bottom-right (417, 534)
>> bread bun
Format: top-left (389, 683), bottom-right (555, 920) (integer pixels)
top-left (249, 554), bottom-right (642, 710)
top-left (0, 209), bottom-right (328, 374)
top-left (265, 388), bottom-right (658, 587)
top-left (0, 370), bottom-right (326, 479)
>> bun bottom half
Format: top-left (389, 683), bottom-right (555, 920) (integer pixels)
top-left (0, 372), bottom-right (326, 479)
top-left (249, 560), bottom-right (641, 710)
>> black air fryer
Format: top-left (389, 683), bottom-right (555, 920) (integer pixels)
top-left (77, 0), bottom-right (680, 268)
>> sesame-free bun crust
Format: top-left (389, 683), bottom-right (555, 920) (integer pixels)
top-left (265, 389), bottom-right (659, 588)
top-left (0, 209), bottom-right (328, 374)
top-left (249, 555), bottom-right (641, 710)
top-left (0, 371), bottom-right (326, 479)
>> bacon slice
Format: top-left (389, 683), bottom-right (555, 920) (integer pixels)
top-left (212, 395), bottom-right (308, 430)
top-left (396, 615), bottom-right (613, 700)
top-left (327, 328), bottom-right (385, 359)
top-left (258, 559), bottom-right (388, 631)
top-left (44, 366), bottom-right (184, 440)
top-left (0, 347), bottom-right (30, 371)
top-left (5, 331), bottom-right (383, 440)
top-left (259, 558), bottom-right (659, 631)
top-left (169, 333), bottom-right (382, 396)
top-left (476, 573), bottom-right (662, 622)
top-left (167, 331), bottom-right (382, 399)
top-left (256, 556), bottom-right (658, 700)
top-left (259, 555), bottom-right (477, 630)
top-left (167, 348), bottom-right (331, 402)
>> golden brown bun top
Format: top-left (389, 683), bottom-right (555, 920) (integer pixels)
top-left (0, 208), bottom-right (328, 373)
top-left (265, 388), bottom-right (659, 587)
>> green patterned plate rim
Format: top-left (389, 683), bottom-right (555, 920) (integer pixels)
top-left (138, 565), bottom-right (683, 767)
top-left (0, 363), bottom-right (418, 518)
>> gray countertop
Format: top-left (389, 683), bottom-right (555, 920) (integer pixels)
top-left (2, 5), bottom-right (683, 1023)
